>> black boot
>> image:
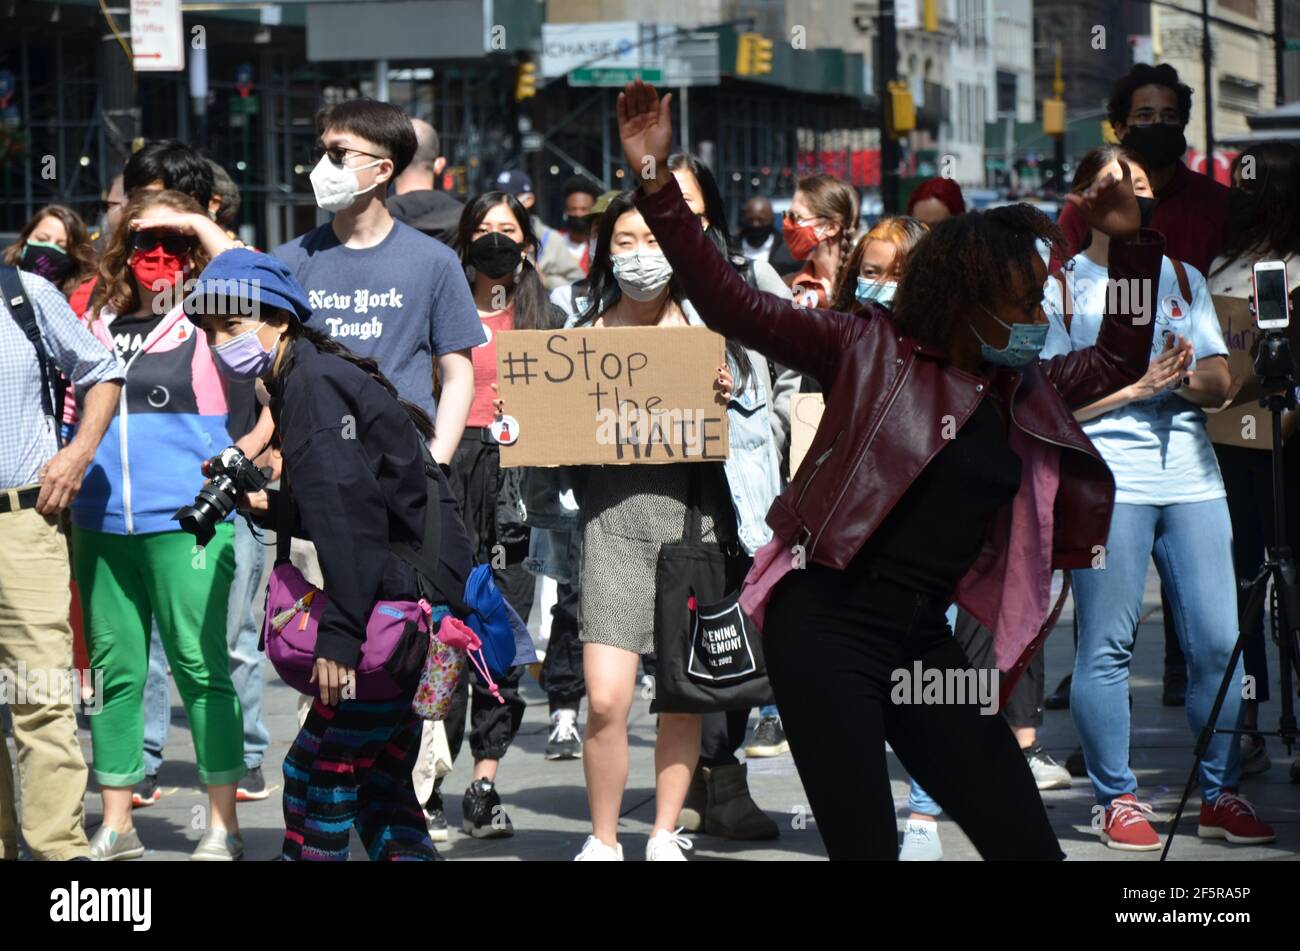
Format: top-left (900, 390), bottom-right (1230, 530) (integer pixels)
top-left (703, 763), bottom-right (779, 841)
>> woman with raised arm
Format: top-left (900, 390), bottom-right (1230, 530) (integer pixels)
top-left (616, 80), bottom-right (1174, 860)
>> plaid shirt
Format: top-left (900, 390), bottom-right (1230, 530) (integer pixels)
top-left (1, 270), bottom-right (124, 488)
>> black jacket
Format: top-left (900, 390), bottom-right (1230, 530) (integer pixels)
top-left (266, 337), bottom-right (472, 668)
top-left (388, 189), bottom-right (465, 247)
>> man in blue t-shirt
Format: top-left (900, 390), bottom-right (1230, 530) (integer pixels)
top-left (273, 98), bottom-right (484, 466)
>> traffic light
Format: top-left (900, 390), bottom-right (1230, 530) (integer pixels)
top-left (1043, 98), bottom-right (1066, 136)
top-left (736, 33), bottom-right (774, 76)
top-left (515, 61), bottom-right (537, 101)
top-left (886, 81), bottom-right (915, 136)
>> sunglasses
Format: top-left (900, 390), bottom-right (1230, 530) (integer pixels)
top-left (132, 231), bottom-right (197, 255)
top-left (317, 145), bottom-right (386, 168)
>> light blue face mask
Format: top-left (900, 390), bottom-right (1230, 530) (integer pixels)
top-left (970, 305), bottom-right (1049, 368)
top-left (855, 277), bottom-right (897, 306)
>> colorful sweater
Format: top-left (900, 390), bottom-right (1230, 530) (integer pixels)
top-left (71, 304), bottom-right (231, 536)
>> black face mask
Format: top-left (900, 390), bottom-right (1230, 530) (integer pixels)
top-left (20, 243), bottom-right (75, 283)
top-left (468, 232), bottom-right (523, 279)
top-left (1136, 196), bottom-right (1158, 229)
top-left (1227, 188), bottom-right (1261, 237)
top-left (1121, 124), bottom-right (1187, 170)
top-left (740, 222), bottom-right (773, 246)
top-left (564, 215), bottom-right (591, 236)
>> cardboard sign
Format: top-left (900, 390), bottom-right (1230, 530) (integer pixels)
top-left (1206, 295), bottom-right (1298, 449)
top-left (496, 326), bottom-right (729, 468)
top-left (789, 392), bottom-right (826, 476)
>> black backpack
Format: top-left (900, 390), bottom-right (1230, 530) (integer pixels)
top-left (1, 265), bottom-right (68, 444)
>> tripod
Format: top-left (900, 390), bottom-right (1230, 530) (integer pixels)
top-left (1162, 342), bottom-right (1300, 860)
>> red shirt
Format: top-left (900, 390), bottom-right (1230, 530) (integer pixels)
top-left (1055, 161), bottom-right (1231, 276)
top-left (467, 306), bottom-right (514, 428)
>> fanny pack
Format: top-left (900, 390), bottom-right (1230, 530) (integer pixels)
top-left (263, 438), bottom-right (480, 701)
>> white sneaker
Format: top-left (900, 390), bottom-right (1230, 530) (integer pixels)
top-left (574, 835), bottom-right (623, 861)
top-left (898, 819), bottom-right (943, 861)
top-left (1024, 745), bottom-right (1072, 790)
top-left (645, 827), bottom-right (693, 861)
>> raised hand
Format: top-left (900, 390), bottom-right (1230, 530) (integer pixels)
top-left (617, 80), bottom-right (674, 192)
top-left (1067, 158), bottom-right (1142, 240)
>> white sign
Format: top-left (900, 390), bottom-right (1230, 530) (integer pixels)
top-left (131, 0), bottom-right (185, 72)
top-left (541, 21), bottom-right (641, 78)
top-left (896, 0), bottom-right (921, 30)
top-left (1128, 35), bottom-right (1155, 66)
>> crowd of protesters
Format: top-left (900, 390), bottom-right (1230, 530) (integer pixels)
top-left (2, 60), bottom-right (1298, 862)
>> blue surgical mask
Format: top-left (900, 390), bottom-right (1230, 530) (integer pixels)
top-left (855, 277), bottom-right (897, 306)
top-left (970, 305), bottom-right (1048, 368)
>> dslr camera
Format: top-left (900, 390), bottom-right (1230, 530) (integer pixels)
top-left (173, 445), bottom-right (270, 546)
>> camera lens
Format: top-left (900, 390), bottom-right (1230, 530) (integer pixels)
top-left (172, 475), bottom-right (237, 546)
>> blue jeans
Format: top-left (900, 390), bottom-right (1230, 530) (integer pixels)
top-left (906, 603), bottom-right (961, 817)
top-left (142, 517), bottom-right (271, 774)
top-left (1070, 500), bottom-right (1243, 805)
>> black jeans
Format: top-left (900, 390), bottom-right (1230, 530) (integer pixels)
top-left (540, 581), bottom-right (585, 713)
top-left (952, 608), bottom-right (1044, 730)
top-left (764, 566), bottom-right (1062, 861)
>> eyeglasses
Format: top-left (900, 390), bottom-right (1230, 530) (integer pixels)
top-left (1128, 109), bottom-right (1182, 127)
top-left (783, 209), bottom-right (823, 228)
top-left (132, 231), bottom-right (197, 255)
top-left (317, 145), bottom-right (387, 168)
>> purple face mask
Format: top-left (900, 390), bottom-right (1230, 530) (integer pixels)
top-left (211, 322), bottom-right (280, 380)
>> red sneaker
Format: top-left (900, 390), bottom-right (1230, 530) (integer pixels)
top-left (1198, 790), bottom-right (1275, 844)
top-left (1100, 794), bottom-right (1161, 851)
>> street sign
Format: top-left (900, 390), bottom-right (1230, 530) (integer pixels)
top-left (570, 67), bottom-right (662, 86)
top-left (542, 22), bottom-right (640, 78)
top-left (131, 0), bottom-right (185, 72)
top-left (230, 95), bottom-right (260, 116)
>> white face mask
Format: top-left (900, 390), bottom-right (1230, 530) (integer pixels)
top-left (611, 250), bottom-right (673, 302)
top-left (309, 154), bottom-right (382, 214)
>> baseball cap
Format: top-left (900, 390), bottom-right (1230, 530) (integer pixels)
top-left (495, 170), bottom-right (534, 195)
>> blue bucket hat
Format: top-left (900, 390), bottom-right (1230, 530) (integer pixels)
top-left (185, 248), bottom-right (312, 324)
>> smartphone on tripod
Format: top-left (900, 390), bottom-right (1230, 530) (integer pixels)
top-left (1252, 259), bottom-right (1291, 330)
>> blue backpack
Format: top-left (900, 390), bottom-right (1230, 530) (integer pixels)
top-left (462, 564), bottom-right (536, 679)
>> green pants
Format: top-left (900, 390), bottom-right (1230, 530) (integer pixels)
top-left (72, 523), bottom-right (244, 787)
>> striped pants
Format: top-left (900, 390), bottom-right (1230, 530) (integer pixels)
top-left (281, 697), bottom-right (439, 861)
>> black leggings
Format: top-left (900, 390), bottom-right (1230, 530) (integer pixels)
top-left (764, 566), bottom-right (1063, 861)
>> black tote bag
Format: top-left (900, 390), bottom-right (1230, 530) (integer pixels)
top-left (649, 467), bottom-right (775, 714)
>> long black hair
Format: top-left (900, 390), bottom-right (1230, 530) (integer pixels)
top-left (667, 154), bottom-right (755, 391)
top-left (1213, 141), bottom-right (1300, 275)
top-left (454, 190), bottom-right (553, 331)
top-left (275, 320), bottom-right (435, 444)
top-left (892, 204), bottom-right (1064, 350)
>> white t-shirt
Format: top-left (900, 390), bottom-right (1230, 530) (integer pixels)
top-left (1041, 252), bottom-right (1229, 506)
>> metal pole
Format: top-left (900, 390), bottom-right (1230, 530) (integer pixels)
top-left (879, 2), bottom-right (900, 214)
top-left (680, 85), bottom-right (691, 154)
top-left (1202, 0), bottom-right (1214, 175)
top-left (376, 58), bottom-right (389, 102)
top-left (1275, 0), bottom-right (1287, 106)
top-left (601, 87), bottom-right (611, 188)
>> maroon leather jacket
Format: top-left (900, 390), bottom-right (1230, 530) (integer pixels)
top-left (636, 178), bottom-right (1163, 674)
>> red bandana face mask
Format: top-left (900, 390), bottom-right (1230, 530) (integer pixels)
top-left (130, 247), bottom-right (187, 294)
top-left (782, 216), bottom-right (826, 261)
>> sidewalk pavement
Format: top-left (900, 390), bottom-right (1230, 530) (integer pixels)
top-left (10, 564), bottom-right (1299, 860)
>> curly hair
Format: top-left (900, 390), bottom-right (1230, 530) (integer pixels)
top-left (1107, 63), bottom-right (1193, 130)
top-left (830, 215), bottom-right (930, 314)
top-left (2, 204), bottom-right (98, 297)
top-left (89, 189), bottom-right (212, 322)
top-left (891, 204), bottom-right (1064, 350)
